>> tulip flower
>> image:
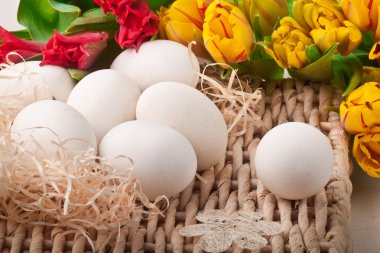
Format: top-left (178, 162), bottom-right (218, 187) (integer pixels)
top-left (293, 0), bottom-right (362, 55)
top-left (242, 0), bottom-right (288, 36)
top-left (340, 82), bottom-right (380, 134)
top-left (158, 0), bottom-right (205, 45)
top-left (94, 0), bottom-right (159, 50)
top-left (41, 30), bottom-right (109, 70)
top-left (0, 26), bottom-right (45, 64)
top-left (264, 17), bottom-right (314, 69)
top-left (203, 0), bottom-right (254, 64)
top-left (341, 0), bottom-right (380, 39)
top-left (353, 132), bottom-right (380, 178)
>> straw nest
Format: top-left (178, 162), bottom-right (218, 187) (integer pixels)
top-left (0, 61), bottom-right (262, 247)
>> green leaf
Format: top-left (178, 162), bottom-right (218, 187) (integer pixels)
top-left (288, 43), bottom-right (338, 82)
top-left (147, 0), bottom-right (173, 11)
top-left (11, 29), bottom-right (32, 40)
top-left (251, 58), bottom-right (284, 80)
top-left (250, 43), bottom-right (284, 80)
top-left (68, 68), bottom-right (88, 81)
top-left (17, 0), bottom-right (81, 41)
top-left (65, 8), bottom-right (117, 33)
top-left (287, 0), bottom-right (294, 17)
top-left (253, 15), bottom-right (263, 42)
top-left (331, 54), bottom-right (363, 96)
top-left (305, 44), bottom-right (321, 64)
top-left (361, 31), bottom-right (376, 50)
top-left (351, 48), bottom-right (377, 67)
top-left (58, 0), bottom-right (98, 12)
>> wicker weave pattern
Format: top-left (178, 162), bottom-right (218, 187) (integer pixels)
top-left (0, 79), bottom-right (352, 253)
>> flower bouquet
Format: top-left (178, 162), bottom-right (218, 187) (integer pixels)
top-left (0, 0), bottom-right (367, 252)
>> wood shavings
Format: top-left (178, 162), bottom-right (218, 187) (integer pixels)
top-left (197, 62), bottom-right (264, 137)
top-left (179, 210), bottom-right (281, 252)
top-left (0, 96), bottom-right (164, 249)
top-left (0, 140), bottom-right (159, 228)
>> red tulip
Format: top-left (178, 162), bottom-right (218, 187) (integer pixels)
top-left (94, 0), bottom-right (159, 50)
top-left (0, 26), bottom-right (45, 64)
top-left (41, 30), bottom-right (109, 70)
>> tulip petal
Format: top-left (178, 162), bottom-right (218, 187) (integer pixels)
top-left (341, 0), bottom-right (370, 31)
top-left (353, 133), bottom-right (380, 178)
top-left (370, 41), bottom-right (380, 60)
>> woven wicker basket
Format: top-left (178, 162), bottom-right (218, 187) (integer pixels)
top-left (0, 78), bottom-right (352, 253)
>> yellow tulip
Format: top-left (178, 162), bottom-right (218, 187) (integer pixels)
top-left (353, 132), bottom-right (380, 178)
top-left (264, 16), bottom-right (314, 69)
top-left (158, 0), bottom-right (208, 56)
top-left (242, 0), bottom-right (288, 36)
top-left (341, 0), bottom-right (380, 39)
top-left (340, 82), bottom-right (380, 134)
top-left (369, 41), bottom-right (380, 63)
top-left (310, 20), bottom-right (363, 55)
top-left (203, 0), bottom-right (254, 64)
top-left (293, 0), bottom-right (362, 55)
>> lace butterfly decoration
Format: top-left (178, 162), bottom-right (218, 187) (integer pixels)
top-left (180, 210), bottom-right (281, 252)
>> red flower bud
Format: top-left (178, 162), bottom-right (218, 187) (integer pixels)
top-left (94, 0), bottom-right (159, 50)
top-left (0, 26), bottom-right (45, 64)
top-left (41, 30), bottom-right (109, 70)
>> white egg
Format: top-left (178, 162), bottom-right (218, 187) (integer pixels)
top-left (67, 69), bottom-right (141, 141)
top-left (99, 120), bottom-right (197, 201)
top-left (136, 81), bottom-right (228, 171)
top-left (11, 100), bottom-right (97, 159)
top-left (255, 122), bottom-right (334, 200)
top-left (0, 61), bottom-right (74, 104)
top-left (111, 40), bottom-right (200, 91)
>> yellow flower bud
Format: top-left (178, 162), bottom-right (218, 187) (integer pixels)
top-left (264, 17), bottom-right (314, 69)
top-left (353, 132), bottom-right (380, 178)
top-left (340, 82), bottom-right (380, 134)
top-left (341, 0), bottom-right (380, 39)
top-left (203, 0), bottom-right (254, 64)
top-left (244, 0), bottom-right (288, 36)
top-left (293, 0), bottom-right (362, 55)
top-left (157, 0), bottom-right (208, 56)
top-left (310, 20), bottom-right (362, 55)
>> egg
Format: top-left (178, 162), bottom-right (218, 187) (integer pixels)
top-left (0, 61), bottom-right (74, 104)
top-left (11, 100), bottom-right (97, 159)
top-left (99, 120), bottom-right (197, 200)
top-left (255, 122), bottom-right (334, 200)
top-left (136, 81), bottom-right (228, 171)
top-left (66, 69), bottom-right (141, 141)
top-left (111, 40), bottom-right (200, 91)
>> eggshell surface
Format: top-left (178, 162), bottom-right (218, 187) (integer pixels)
top-left (0, 61), bottom-right (74, 104)
top-left (255, 122), bottom-right (334, 200)
top-left (67, 69), bottom-right (141, 141)
top-left (99, 120), bottom-right (197, 201)
top-left (111, 40), bottom-right (200, 91)
top-left (11, 100), bottom-right (97, 159)
top-left (136, 81), bottom-right (228, 171)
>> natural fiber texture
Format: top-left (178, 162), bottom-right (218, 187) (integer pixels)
top-left (179, 210), bottom-right (282, 251)
top-left (0, 78), bottom-right (352, 252)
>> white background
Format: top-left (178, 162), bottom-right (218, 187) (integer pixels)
top-left (1, 1), bottom-right (380, 252)
top-left (0, 0), bottom-right (24, 31)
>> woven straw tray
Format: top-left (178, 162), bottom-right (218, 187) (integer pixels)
top-left (0, 78), bottom-right (352, 253)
